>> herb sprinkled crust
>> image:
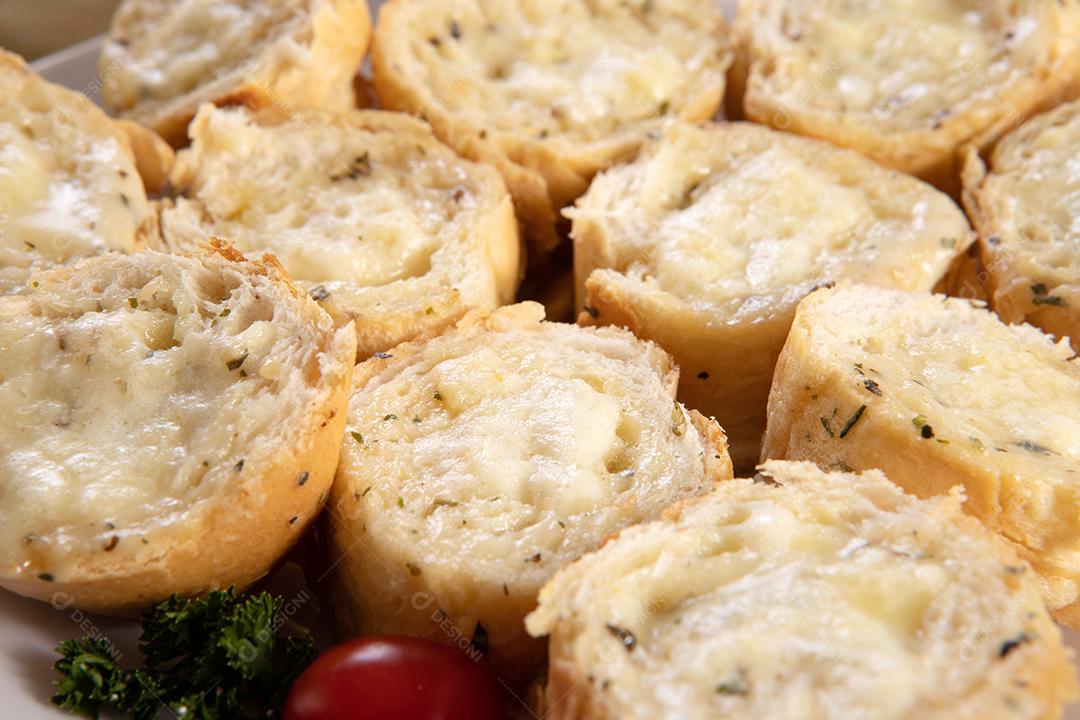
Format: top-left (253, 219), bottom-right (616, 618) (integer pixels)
top-left (962, 99), bottom-right (1080, 352)
top-left (527, 461), bottom-right (1077, 720)
top-left (371, 0), bottom-right (731, 255)
top-left (763, 283), bottom-right (1080, 626)
top-left (0, 243), bottom-right (356, 613)
top-left (572, 120), bottom-right (972, 470)
top-left (0, 51), bottom-right (171, 297)
top-left (328, 302), bottom-right (733, 682)
top-left (729, 0), bottom-right (1080, 193)
top-left (160, 104), bottom-right (521, 359)
top-left (99, 0), bottom-right (372, 147)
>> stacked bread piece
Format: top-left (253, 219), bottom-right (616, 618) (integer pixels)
top-left (2, 0), bottom-right (1080, 716)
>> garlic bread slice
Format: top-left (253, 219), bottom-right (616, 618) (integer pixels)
top-left (730, 0), bottom-right (1080, 193)
top-left (963, 99), bottom-right (1080, 352)
top-left (527, 460), bottom-right (1077, 720)
top-left (161, 104), bottom-right (520, 359)
top-left (99, 0), bottom-right (371, 146)
top-left (328, 302), bottom-right (732, 682)
top-left (763, 283), bottom-right (1080, 625)
top-left (0, 243), bottom-right (356, 613)
top-left (0, 51), bottom-right (169, 296)
top-left (371, 0), bottom-right (731, 256)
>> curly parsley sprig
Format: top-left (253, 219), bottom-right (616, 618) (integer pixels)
top-left (52, 589), bottom-right (317, 719)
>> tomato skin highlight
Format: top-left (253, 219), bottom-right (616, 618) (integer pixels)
top-left (283, 635), bottom-right (503, 720)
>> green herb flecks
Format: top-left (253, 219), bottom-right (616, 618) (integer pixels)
top-left (838, 405), bottom-right (866, 438)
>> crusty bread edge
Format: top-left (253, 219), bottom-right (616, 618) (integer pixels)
top-left (0, 243), bottom-right (357, 614)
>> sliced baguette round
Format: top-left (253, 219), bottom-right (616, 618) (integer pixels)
top-left (371, 0), bottom-right (732, 256)
top-left (729, 0), bottom-right (1080, 193)
top-left (526, 460), bottom-right (1077, 720)
top-left (962, 99), bottom-right (1080, 351)
top-left (328, 302), bottom-right (733, 682)
top-left (762, 283), bottom-right (1080, 625)
top-left (573, 120), bottom-right (972, 471)
top-left (0, 242), bottom-right (356, 614)
top-left (0, 51), bottom-right (171, 296)
top-left (160, 104), bottom-right (520, 359)
top-left (99, 0), bottom-right (372, 147)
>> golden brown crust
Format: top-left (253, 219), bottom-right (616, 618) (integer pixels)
top-left (371, 0), bottom-right (730, 257)
top-left (100, 0), bottom-right (372, 147)
top-left (579, 271), bottom-right (784, 472)
top-left (730, 0), bottom-right (1080, 195)
top-left (0, 245), bottom-right (356, 614)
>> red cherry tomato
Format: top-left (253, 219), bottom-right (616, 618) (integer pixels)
top-left (283, 635), bottom-right (503, 720)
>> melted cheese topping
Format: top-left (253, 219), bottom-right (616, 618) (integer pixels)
top-left (529, 462), bottom-right (1062, 720)
top-left (162, 106), bottom-right (497, 296)
top-left (0, 61), bottom-right (150, 295)
top-left (572, 122), bottom-right (970, 321)
top-left (974, 99), bottom-right (1080, 287)
top-left (102, 0), bottom-right (299, 112)
top-left (381, 0), bottom-right (728, 143)
top-left (0, 251), bottom-right (339, 578)
top-left (748, 0), bottom-right (1061, 132)
top-left (799, 285), bottom-right (1080, 497)
top-left (338, 304), bottom-right (713, 586)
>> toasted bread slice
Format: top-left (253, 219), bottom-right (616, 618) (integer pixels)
top-left (99, 0), bottom-right (371, 146)
top-left (0, 242), bottom-right (356, 614)
top-left (527, 460), bottom-right (1077, 720)
top-left (573, 121), bottom-right (972, 470)
top-left (762, 283), bottom-right (1080, 625)
top-left (962, 99), bottom-right (1080, 351)
top-left (328, 302), bottom-right (733, 683)
top-left (160, 104), bottom-right (520, 359)
top-left (371, 0), bottom-right (731, 256)
top-left (729, 0), bottom-right (1080, 193)
top-left (0, 51), bottom-right (171, 296)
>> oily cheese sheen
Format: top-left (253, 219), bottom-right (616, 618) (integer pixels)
top-left (0, 51), bottom-right (164, 297)
top-left (161, 104), bottom-right (520, 358)
top-left (372, 0), bottom-right (731, 255)
top-left (730, 0), bottom-right (1080, 192)
top-left (762, 283), bottom-right (1080, 627)
top-left (526, 461), bottom-right (1078, 720)
top-left (0, 244), bottom-right (356, 613)
top-left (99, 0), bottom-right (371, 146)
top-left (328, 303), bottom-right (733, 682)
top-left (963, 99), bottom-right (1080, 352)
top-left (572, 120), bottom-right (972, 470)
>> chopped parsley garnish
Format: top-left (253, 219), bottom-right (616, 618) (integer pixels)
top-left (838, 405), bottom-right (866, 438)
